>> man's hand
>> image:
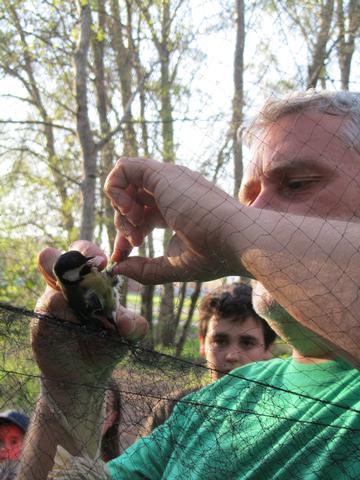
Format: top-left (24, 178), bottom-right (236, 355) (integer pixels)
top-left (17, 241), bottom-right (149, 480)
top-left (104, 157), bottom-right (245, 284)
top-left (33, 240), bottom-right (148, 387)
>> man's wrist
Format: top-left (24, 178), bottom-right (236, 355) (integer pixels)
top-left (216, 202), bottom-right (254, 276)
top-left (41, 377), bottom-right (107, 458)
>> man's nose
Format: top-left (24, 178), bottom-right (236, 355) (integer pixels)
top-left (250, 190), bottom-right (275, 210)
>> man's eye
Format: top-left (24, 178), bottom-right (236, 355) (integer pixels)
top-left (288, 180), bottom-right (307, 189)
top-left (282, 178), bottom-right (318, 195)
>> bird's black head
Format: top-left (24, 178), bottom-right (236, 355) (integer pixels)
top-left (53, 250), bottom-right (94, 283)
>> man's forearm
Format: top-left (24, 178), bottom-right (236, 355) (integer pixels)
top-left (227, 206), bottom-right (360, 365)
top-left (17, 383), bottom-right (105, 480)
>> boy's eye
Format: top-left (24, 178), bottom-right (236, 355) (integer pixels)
top-left (212, 336), bottom-right (228, 347)
top-left (240, 337), bottom-right (258, 349)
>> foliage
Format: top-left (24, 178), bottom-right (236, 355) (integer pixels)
top-left (0, 237), bottom-right (47, 308)
top-left (0, 308), bottom-right (40, 413)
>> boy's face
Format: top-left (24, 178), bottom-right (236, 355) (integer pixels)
top-left (200, 315), bottom-right (271, 381)
top-left (0, 423), bottom-right (25, 461)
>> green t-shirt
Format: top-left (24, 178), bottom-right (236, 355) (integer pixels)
top-left (107, 357), bottom-right (360, 479)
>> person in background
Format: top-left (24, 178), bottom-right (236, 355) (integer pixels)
top-left (140, 282), bottom-right (276, 435)
top-left (0, 410), bottom-right (29, 480)
top-left (0, 411), bottom-right (29, 463)
top-left (198, 282), bottom-right (276, 381)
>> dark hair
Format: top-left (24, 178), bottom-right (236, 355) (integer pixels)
top-left (100, 378), bottom-right (122, 462)
top-left (199, 283), bottom-right (276, 349)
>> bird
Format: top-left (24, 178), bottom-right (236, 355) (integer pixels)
top-left (53, 250), bottom-right (120, 331)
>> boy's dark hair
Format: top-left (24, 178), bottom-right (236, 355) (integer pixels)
top-left (199, 283), bottom-right (276, 349)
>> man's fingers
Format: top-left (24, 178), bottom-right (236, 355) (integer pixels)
top-left (38, 248), bottom-right (62, 290)
top-left (114, 211), bottom-right (145, 247)
top-left (112, 256), bottom-right (184, 285)
top-left (111, 232), bottom-right (133, 263)
top-left (115, 305), bottom-right (149, 341)
top-left (104, 157), bottom-right (153, 195)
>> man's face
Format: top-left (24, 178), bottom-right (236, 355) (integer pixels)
top-left (0, 423), bottom-right (25, 461)
top-left (239, 111), bottom-right (360, 355)
top-left (240, 111), bottom-right (360, 220)
top-left (200, 315), bottom-right (271, 381)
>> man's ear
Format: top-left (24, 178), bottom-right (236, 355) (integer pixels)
top-left (199, 335), bottom-right (205, 357)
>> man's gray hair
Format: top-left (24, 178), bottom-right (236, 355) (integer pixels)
top-left (244, 90), bottom-right (360, 154)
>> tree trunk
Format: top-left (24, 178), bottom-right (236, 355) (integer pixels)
top-left (159, 2), bottom-right (176, 345)
top-left (232, 0), bottom-right (245, 197)
top-left (92, 0), bottom-right (117, 249)
top-left (175, 281), bottom-right (202, 357)
top-left (307, 0), bottom-right (334, 88)
top-left (109, 0), bottom-right (138, 156)
top-left (140, 282), bottom-right (155, 348)
top-left (75, 2), bottom-right (97, 241)
top-left (173, 282), bottom-right (188, 334)
top-left (158, 282), bottom-right (175, 346)
top-left (336, 0), bottom-right (360, 90)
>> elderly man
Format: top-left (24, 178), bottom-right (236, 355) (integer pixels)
top-left (18, 91), bottom-right (360, 479)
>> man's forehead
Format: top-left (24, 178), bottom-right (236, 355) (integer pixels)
top-left (243, 112), bottom-right (350, 178)
top-left (250, 113), bottom-right (340, 153)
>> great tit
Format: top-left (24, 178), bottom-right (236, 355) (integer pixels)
top-left (53, 250), bottom-right (120, 331)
